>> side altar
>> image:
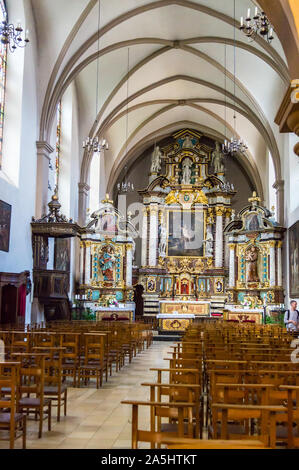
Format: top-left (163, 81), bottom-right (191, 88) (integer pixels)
top-left (137, 129), bottom-right (235, 332)
top-left (224, 192), bottom-right (286, 323)
top-left (77, 195), bottom-right (137, 318)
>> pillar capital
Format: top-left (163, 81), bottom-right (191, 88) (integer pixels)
top-left (36, 141), bottom-right (55, 159)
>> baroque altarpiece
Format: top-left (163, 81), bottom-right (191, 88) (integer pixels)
top-left (138, 129), bottom-right (236, 331)
top-left (137, 129), bottom-right (285, 331)
top-left (78, 195), bottom-right (136, 321)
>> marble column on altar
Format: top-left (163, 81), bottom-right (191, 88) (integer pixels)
top-left (269, 241), bottom-right (276, 287)
top-left (141, 207), bottom-right (148, 266)
top-left (277, 241), bottom-right (283, 286)
top-left (85, 243), bottom-right (91, 285)
top-left (126, 244), bottom-right (133, 287)
top-left (149, 205), bottom-right (159, 266)
top-left (80, 242), bottom-right (84, 285)
top-left (229, 244), bottom-right (236, 288)
top-left (224, 209), bottom-right (231, 267)
top-left (215, 207), bottom-right (224, 268)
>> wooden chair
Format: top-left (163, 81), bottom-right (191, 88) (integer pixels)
top-left (0, 362), bottom-right (26, 449)
top-left (78, 334), bottom-right (106, 389)
top-left (164, 437), bottom-right (267, 449)
top-left (12, 353), bottom-right (52, 438)
top-left (33, 347), bottom-right (67, 422)
top-left (211, 402), bottom-right (287, 448)
top-left (121, 400), bottom-right (196, 449)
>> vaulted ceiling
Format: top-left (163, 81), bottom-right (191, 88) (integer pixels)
top-left (31, 0), bottom-right (293, 197)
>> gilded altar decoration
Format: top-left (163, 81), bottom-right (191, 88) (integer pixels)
top-left (138, 128), bottom-right (244, 325)
top-left (78, 195), bottom-right (136, 310)
top-left (225, 192), bottom-right (286, 313)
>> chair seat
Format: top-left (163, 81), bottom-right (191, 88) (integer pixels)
top-left (160, 422), bottom-right (191, 434)
top-left (44, 384), bottom-right (67, 395)
top-left (19, 397), bottom-right (51, 407)
top-left (0, 412), bottom-right (24, 424)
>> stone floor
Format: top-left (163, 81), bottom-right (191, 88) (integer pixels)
top-left (0, 342), bottom-right (172, 449)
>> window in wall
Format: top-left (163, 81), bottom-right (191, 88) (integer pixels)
top-left (0, 0), bottom-right (7, 169)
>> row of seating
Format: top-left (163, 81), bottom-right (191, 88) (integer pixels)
top-left (0, 321), bottom-right (153, 448)
top-left (123, 321), bottom-right (299, 449)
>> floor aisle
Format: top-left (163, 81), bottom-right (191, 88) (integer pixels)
top-left (2, 342), bottom-right (173, 449)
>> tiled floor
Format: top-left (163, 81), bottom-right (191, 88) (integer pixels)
top-left (1, 342), bottom-right (172, 449)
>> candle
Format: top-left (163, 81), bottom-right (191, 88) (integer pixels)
top-left (269, 28), bottom-right (273, 37)
top-left (247, 8), bottom-right (251, 19)
top-left (254, 7), bottom-right (258, 17)
top-left (240, 17), bottom-right (244, 27)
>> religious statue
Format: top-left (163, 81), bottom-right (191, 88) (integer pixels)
top-left (204, 225), bottom-right (214, 257)
top-left (182, 135), bottom-right (194, 149)
top-left (99, 245), bottom-right (115, 282)
top-left (246, 245), bottom-right (260, 283)
top-left (181, 158), bottom-right (192, 185)
top-left (150, 146), bottom-right (162, 173)
top-left (211, 142), bottom-right (225, 174)
top-left (159, 223), bottom-right (167, 257)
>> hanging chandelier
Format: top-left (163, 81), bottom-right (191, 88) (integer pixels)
top-left (82, 0), bottom-right (108, 153)
top-left (240, 7), bottom-right (274, 44)
top-left (222, 0), bottom-right (248, 156)
top-left (223, 137), bottom-right (248, 156)
top-left (117, 181), bottom-right (134, 194)
top-left (0, 13), bottom-right (29, 52)
top-left (82, 137), bottom-right (108, 153)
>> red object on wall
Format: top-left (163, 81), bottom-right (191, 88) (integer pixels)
top-left (18, 284), bottom-right (26, 317)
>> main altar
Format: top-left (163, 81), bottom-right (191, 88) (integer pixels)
top-left (138, 129), bottom-right (235, 332)
top-left (136, 129), bottom-right (286, 332)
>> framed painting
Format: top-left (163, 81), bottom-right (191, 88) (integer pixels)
top-left (289, 221), bottom-right (299, 297)
top-left (167, 209), bottom-right (205, 257)
top-left (0, 200), bottom-right (11, 252)
top-left (54, 238), bottom-right (70, 271)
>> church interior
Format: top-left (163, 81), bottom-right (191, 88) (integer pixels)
top-left (0, 0), bottom-right (299, 451)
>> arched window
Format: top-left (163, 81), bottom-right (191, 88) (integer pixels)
top-left (0, 0), bottom-right (7, 169)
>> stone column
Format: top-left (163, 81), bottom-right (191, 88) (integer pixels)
top-left (273, 180), bottom-right (284, 226)
top-left (80, 242), bottom-right (84, 285)
top-left (126, 244), bottom-right (133, 287)
top-left (277, 241), bottom-right (283, 287)
top-left (215, 207), bottom-right (224, 268)
top-left (35, 142), bottom-right (54, 218)
top-left (149, 205), bottom-right (159, 267)
top-left (78, 182), bottom-right (90, 226)
top-left (269, 241), bottom-right (276, 287)
top-left (141, 207), bottom-right (148, 267)
top-left (228, 244), bottom-right (236, 288)
top-left (224, 209), bottom-right (231, 268)
top-left (85, 243), bottom-right (91, 285)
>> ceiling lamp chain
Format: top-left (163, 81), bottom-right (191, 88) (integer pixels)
top-left (0, 9), bottom-right (29, 53)
top-left (83, 0), bottom-right (108, 154)
top-left (223, 0), bottom-right (248, 156)
top-left (118, 47), bottom-right (134, 194)
top-left (240, 6), bottom-right (274, 44)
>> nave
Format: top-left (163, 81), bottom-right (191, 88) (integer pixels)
top-left (0, 339), bottom-right (168, 450)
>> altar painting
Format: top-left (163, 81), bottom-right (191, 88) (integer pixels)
top-left (167, 210), bottom-right (205, 257)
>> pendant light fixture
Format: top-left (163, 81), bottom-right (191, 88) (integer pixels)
top-left (117, 48), bottom-right (134, 194)
top-left (83, 0), bottom-right (108, 153)
top-left (240, 6), bottom-right (274, 44)
top-left (223, 0), bottom-right (248, 156)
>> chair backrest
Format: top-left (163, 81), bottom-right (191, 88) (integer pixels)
top-left (0, 362), bottom-right (20, 425)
